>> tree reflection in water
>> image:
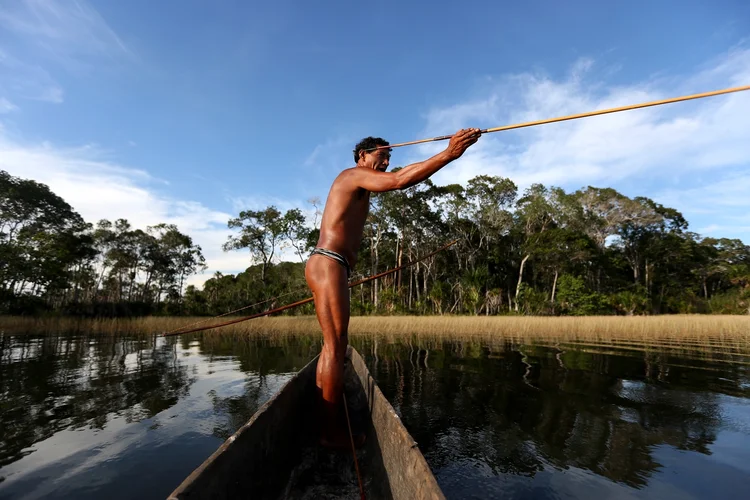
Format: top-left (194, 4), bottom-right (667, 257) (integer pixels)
top-left (1, 331), bottom-right (748, 500)
top-left (0, 333), bottom-right (194, 468)
top-left (357, 337), bottom-right (750, 497)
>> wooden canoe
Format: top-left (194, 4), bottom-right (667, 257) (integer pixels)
top-left (168, 346), bottom-right (445, 500)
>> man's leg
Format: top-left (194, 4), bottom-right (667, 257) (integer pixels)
top-left (305, 255), bottom-right (362, 448)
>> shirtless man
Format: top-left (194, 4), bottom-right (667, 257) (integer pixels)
top-left (305, 127), bottom-right (482, 448)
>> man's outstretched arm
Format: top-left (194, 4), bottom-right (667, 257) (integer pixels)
top-left (349, 128), bottom-right (481, 192)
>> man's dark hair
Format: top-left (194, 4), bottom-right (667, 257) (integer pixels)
top-left (353, 136), bottom-right (390, 163)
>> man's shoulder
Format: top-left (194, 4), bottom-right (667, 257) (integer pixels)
top-left (332, 167), bottom-right (362, 185)
top-left (340, 166), bottom-right (360, 176)
top-left (331, 167), bottom-right (368, 194)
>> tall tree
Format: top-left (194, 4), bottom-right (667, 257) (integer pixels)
top-left (513, 183), bottom-right (559, 311)
top-left (281, 208), bottom-right (312, 263)
top-left (0, 170), bottom-right (88, 299)
top-left (614, 197), bottom-right (686, 290)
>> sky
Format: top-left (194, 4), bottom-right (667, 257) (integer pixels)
top-left (1, 0), bottom-right (749, 288)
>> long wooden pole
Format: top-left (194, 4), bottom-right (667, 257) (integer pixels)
top-left (165, 86), bottom-right (750, 336)
top-left (374, 84), bottom-right (750, 150)
top-left (163, 239), bottom-right (458, 336)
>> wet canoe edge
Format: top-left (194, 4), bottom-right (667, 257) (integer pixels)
top-left (348, 347), bottom-right (445, 500)
top-left (167, 346), bottom-right (445, 500)
top-left (167, 353), bottom-right (318, 500)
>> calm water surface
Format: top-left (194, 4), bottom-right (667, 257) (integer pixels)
top-left (1, 330), bottom-right (749, 499)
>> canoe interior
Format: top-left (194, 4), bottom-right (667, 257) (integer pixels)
top-left (168, 346), bottom-right (444, 500)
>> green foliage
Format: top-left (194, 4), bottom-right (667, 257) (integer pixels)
top-left (4, 167), bottom-right (750, 317)
top-left (708, 288), bottom-right (750, 315)
top-left (516, 283), bottom-right (549, 315)
top-left (611, 288), bottom-right (649, 316)
top-left (1, 170), bottom-right (206, 316)
top-left (556, 274), bottom-right (609, 315)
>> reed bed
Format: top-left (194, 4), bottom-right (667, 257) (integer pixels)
top-left (3, 315), bottom-right (750, 370)
top-left (2, 314), bottom-right (749, 344)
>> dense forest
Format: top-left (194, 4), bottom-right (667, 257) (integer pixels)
top-left (2, 168), bottom-right (749, 317)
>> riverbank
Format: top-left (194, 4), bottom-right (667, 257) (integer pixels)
top-left (3, 314), bottom-right (749, 343)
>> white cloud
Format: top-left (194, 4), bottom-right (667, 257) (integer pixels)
top-left (697, 224), bottom-right (750, 237)
top-left (401, 46), bottom-right (750, 240)
top-left (655, 171), bottom-right (750, 241)
top-left (658, 172), bottom-right (750, 211)
top-left (0, 97), bottom-right (18, 113)
top-left (0, 131), bottom-right (275, 289)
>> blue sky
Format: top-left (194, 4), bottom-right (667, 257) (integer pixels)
top-left (1, 0), bottom-right (749, 286)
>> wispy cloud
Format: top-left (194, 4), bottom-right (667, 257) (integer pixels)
top-left (303, 134), bottom-right (356, 180)
top-left (696, 224), bottom-right (750, 237)
top-left (658, 172), bottom-right (750, 211)
top-left (0, 130), bottom-right (263, 288)
top-left (655, 171), bottom-right (750, 241)
top-left (0, 48), bottom-right (64, 104)
top-left (0, 97), bottom-right (18, 113)
top-left (0, 0), bottom-right (133, 109)
top-left (0, 0), bottom-right (133, 65)
top-left (403, 46), bottom-right (750, 240)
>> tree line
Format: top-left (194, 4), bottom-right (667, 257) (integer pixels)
top-left (2, 168), bottom-right (749, 317)
top-left (1, 170), bottom-right (205, 316)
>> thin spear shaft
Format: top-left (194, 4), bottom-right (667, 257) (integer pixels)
top-left (375, 84), bottom-right (750, 150)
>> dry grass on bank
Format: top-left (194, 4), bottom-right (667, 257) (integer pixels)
top-left (2, 314), bottom-right (749, 345)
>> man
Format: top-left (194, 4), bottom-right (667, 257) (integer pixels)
top-left (305, 127), bottom-right (482, 448)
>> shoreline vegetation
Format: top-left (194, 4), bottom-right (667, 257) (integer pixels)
top-left (4, 170), bottom-right (750, 320)
top-left (3, 314), bottom-right (749, 342)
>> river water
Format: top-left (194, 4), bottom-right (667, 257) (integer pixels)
top-left (1, 331), bottom-right (749, 499)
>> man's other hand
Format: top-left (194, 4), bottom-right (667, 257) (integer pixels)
top-left (445, 128), bottom-right (482, 160)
